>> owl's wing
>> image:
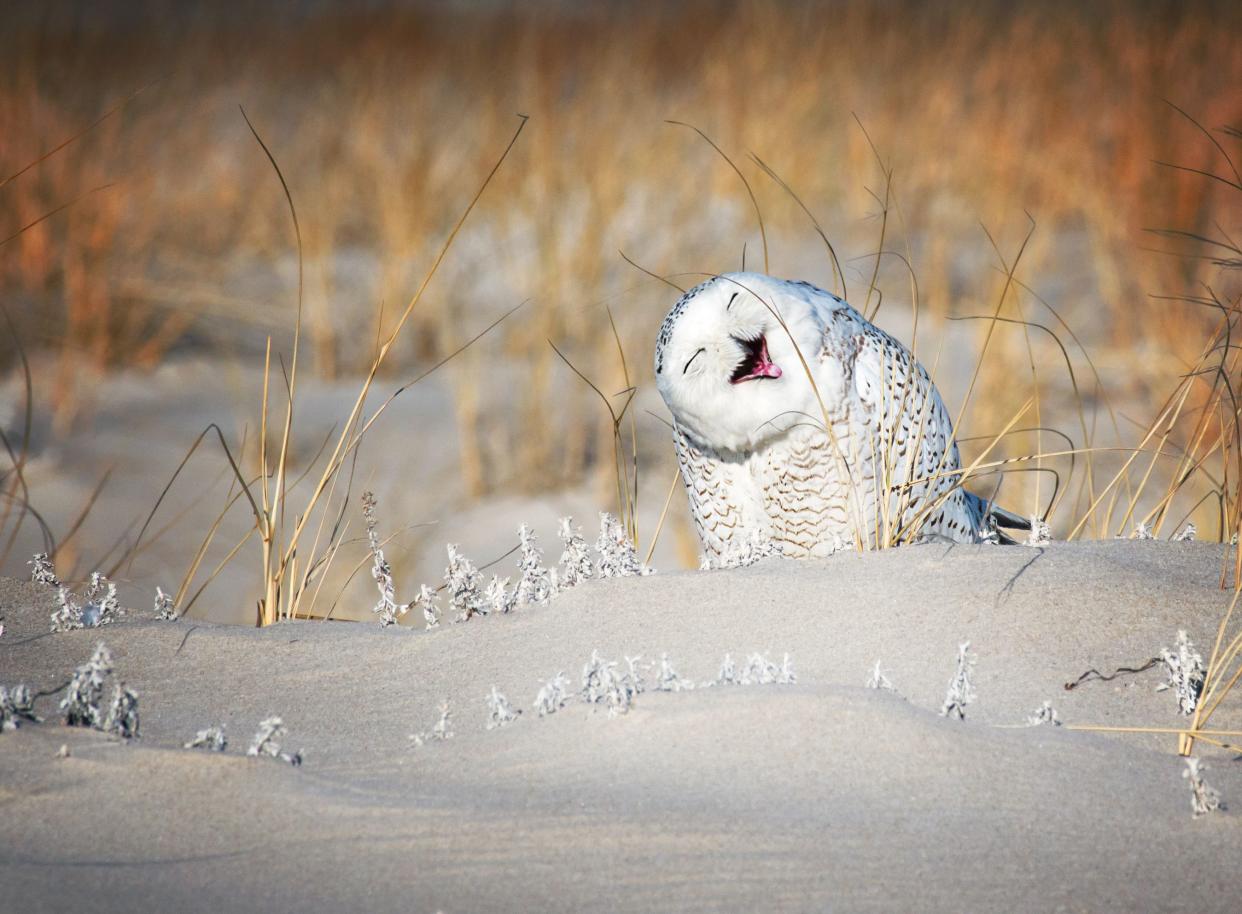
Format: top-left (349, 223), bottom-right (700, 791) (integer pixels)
top-left (846, 321), bottom-right (997, 542)
top-left (674, 423), bottom-right (771, 561)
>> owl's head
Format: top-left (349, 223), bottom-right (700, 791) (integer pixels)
top-left (654, 272), bottom-right (839, 454)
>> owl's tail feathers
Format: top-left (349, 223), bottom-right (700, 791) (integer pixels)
top-left (988, 504), bottom-right (1032, 531)
top-left (964, 491), bottom-right (1031, 545)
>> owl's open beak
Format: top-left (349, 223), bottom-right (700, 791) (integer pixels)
top-left (730, 334), bottom-right (782, 383)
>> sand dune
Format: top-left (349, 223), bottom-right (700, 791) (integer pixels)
top-left (1, 540), bottom-right (1239, 912)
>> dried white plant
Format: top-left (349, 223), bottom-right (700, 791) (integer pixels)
top-left (153, 587), bottom-right (177, 621)
top-left (653, 653), bottom-right (693, 692)
top-left (184, 726), bottom-right (228, 751)
top-left (939, 641), bottom-right (977, 720)
top-left (363, 491), bottom-right (409, 627)
top-left (1172, 523), bottom-right (1197, 542)
top-left (580, 650), bottom-right (639, 716)
top-left (81, 572), bottom-right (119, 627)
top-left (515, 524), bottom-right (554, 607)
top-left (483, 575), bottom-right (515, 616)
top-left (61, 643), bottom-right (113, 728)
top-left (595, 512), bottom-right (652, 578)
top-left (534, 673), bottom-right (572, 716)
top-left (581, 650), bottom-right (610, 704)
top-left (445, 544), bottom-right (484, 622)
top-left (714, 652), bottom-right (740, 686)
top-left (1132, 521), bottom-right (1155, 540)
top-left (431, 701), bottom-right (453, 740)
top-left (1025, 701), bottom-right (1061, 727)
top-left (625, 655), bottom-right (648, 694)
top-left (247, 716), bottom-right (303, 766)
top-left (50, 586), bottom-right (83, 633)
top-left (0, 684), bottom-right (40, 733)
top-left (736, 652), bottom-right (797, 685)
top-left (1157, 630), bottom-right (1206, 715)
top-left (105, 683), bottom-right (139, 739)
top-left (556, 516), bottom-right (595, 590)
top-left (413, 584), bottom-right (441, 629)
top-left (700, 530), bottom-right (780, 570)
top-left (411, 701), bottom-right (454, 746)
top-left (1183, 757), bottom-right (1224, 818)
top-left (29, 552), bottom-right (60, 587)
top-left (741, 653), bottom-right (780, 685)
top-left (1026, 516), bottom-right (1051, 546)
top-left (865, 660), bottom-right (897, 692)
top-left (53, 574), bottom-right (122, 632)
top-left (486, 686), bottom-right (521, 729)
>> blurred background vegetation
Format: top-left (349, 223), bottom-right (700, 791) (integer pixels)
top-left (1, 0), bottom-right (1239, 621)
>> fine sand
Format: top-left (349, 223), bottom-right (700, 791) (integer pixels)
top-left (1, 540), bottom-right (1240, 913)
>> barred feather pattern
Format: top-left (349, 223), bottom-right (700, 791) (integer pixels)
top-left (661, 273), bottom-right (993, 562)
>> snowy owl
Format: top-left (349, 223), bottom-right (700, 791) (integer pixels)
top-left (654, 272), bottom-right (1027, 562)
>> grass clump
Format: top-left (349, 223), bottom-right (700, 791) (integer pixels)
top-left (247, 716), bottom-right (302, 766)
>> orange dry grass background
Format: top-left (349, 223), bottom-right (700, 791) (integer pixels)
top-left (1, 0), bottom-right (1240, 567)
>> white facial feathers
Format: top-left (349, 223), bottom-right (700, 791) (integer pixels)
top-left (654, 272), bottom-right (843, 454)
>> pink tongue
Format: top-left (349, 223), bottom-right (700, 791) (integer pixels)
top-left (755, 360), bottom-right (782, 379)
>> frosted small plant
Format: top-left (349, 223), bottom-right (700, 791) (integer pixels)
top-left (413, 584), bottom-right (441, 629)
top-left (50, 586), bottom-right (84, 632)
top-left (81, 572), bottom-right (119, 627)
top-left (445, 544), bottom-right (485, 621)
top-left (153, 587), bottom-right (177, 621)
top-left (184, 726), bottom-right (228, 751)
top-left (105, 683), bottom-right (139, 739)
top-left (776, 653), bottom-right (797, 685)
top-left (49, 572), bottom-right (122, 631)
top-left (362, 491), bottom-right (409, 627)
top-left (29, 552), bottom-right (60, 587)
top-left (483, 575), bottom-right (515, 616)
top-left (625, 655), bottom-right (647, 694)
top-left (410, 701), bottom-right (454, 746)
top-left (534, 673), bottom-right (572, 716)
top-left (1157, 630), bottom-right (1205, 715)
top-left (741, 653), bottom-right (780, 685)
top-left (604, 662), bottom-right (640, 717)
top-left (1025, 701), bottom-right (1061, 727)
top-left (595, 512), bottom-right (652, 578)
top-left (700, 530), bottom-right (779, 570)
top-left (61, 643), bottom-right (113, 728)
top-left (431, 701), bottom-right (453, 740)
top-left (581, 650), bottom-right (610, 704)
top-left (1026, 516), bottom-right (1051, 546)
top-left (939, 641), bottom-right (976, 720)
top-left (556, 516), bottom-right (595, 590)
top-left (654, 653), bottom-right (693, 692)
top-left (714, 652), bottom-right (740, 686)
top-left (580, 650), bottom-right (638, 716)
top-left (865, 660), bottom-right (897, 692)
top-left (1172, 523), bottom-right (1197, 543)
top-left (1183, 757), bottom-right (1224, 818)
top-left (485, 686), bottom-right (521, 729)
top-left (514, 524), bottom-right (554, 607)
top-left (0, 684), bottom-right (40, 733)
top-left (248, 716), bottom-right (302, 766)
top-left (1132, 521), bottom-right (1155, 540)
